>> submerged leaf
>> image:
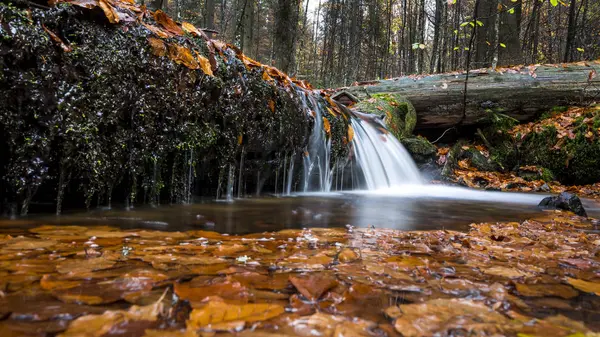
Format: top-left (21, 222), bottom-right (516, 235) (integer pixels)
top-left (186, 301), bottom-right (284, 330)
top-left (566, 278), bottom-right (600, 295)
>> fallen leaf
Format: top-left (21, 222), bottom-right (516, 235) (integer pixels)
top-left (42, 25), bottom-right (72, 52)
top-left (482, 266), bottom-right (533, 279)
top-left (515, 283), bottom-right (579, 299)
top-left (167, 44), bottom-right (200, 69)
top-left (347, 125), bottom-right (354, 143)
top-left (392, 299), bottom-right (510, 337)
top-left (289, 274), bottom-right (338, 301)
top-left (268, 100), bottom-right (275, 113)
top-left (153, 10), bottom-right (184, 35)
top-left (98, 0), bottom-right (119, 23)
top-left (322, 117), bottom-right (331, 136)
top-left (186, 301), bottom-right (284, 330)
top-left (147, 37), bottom-right (167, 57)
top-left (566, 278), bottom-right (600, 295)
top-left (142, 23), bottom-right (172, 38)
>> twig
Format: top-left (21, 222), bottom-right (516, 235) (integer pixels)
top-left (431, 127), bottom-right (456, 144)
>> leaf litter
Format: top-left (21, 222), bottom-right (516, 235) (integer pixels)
top-left (0, 209), bottom-right (599, 336)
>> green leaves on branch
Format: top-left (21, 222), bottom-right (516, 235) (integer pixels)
top-left (550, 0), bottom-right (558, 6)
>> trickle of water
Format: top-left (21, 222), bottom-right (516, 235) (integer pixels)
top-left (350, 118), bottom-right (421, 189)
top-left (226, 164), bottom-right (235, 201)
top-left (237, 147), bottom-right (245, 198)
top-left (285, 152), bottom-right (295, 195)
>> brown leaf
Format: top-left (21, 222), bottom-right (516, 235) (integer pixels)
top-left (515, 283), bottom-right (579, 299)
top-left (56, 257), bottom-right (116, 274)
top-left (142, 23), bottom-right (172, 38)
top-left (566, 278), bottom-right (600, 295)
top-left (153, 10), bottom-right (184, 36)
top-left (167, 44), bottom-right (200, 69)
top-left (98, 0), bottom-right (119, 23)
top-left (147, 37), bottom-right (167, 57)
top-left (174, 280), bottom-right (248, 303)
top-left (58, 290), bottom-right (166, 336)
top-left (289, 274), bottom-right (338, 301)
top-left (268, 100), bottom-right (275, 113)
top-left (186, 301), bottom-right (284, 331)
top-left (42, 25), bottom-right (72, 52)
top-left (338, 248), bottom-right (359, 263)
top-left (589, 69), bottom-right (597, 81)
top-left (393, 299), bottom-right (510, 337)
top-left (482, 266), bottom-right (533, 279)
top-left (181, 22), bottom-right (208, 40)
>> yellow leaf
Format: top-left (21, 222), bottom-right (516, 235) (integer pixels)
top-left (347, 125), bottom-right (354, 143)
top-left (322, 117), bottom-right (331, 136)
top-left (186, 301), bottom-right (284, 330)
top-left (196, 53), bottom-right (214, 76)
top-left (566, 278), bottom-right (600, 295)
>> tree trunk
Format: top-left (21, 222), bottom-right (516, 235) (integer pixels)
top-left (337, 62), bottom-right (600, 130)
top-left (564, 0), bottom-right (577, 62)
top-left (273, 0), bottom-right (298, 73)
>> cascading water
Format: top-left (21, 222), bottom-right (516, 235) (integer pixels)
top-left (298, 86), bottom-right (422, 192)
top-left (350, 118), bottom-right (422, 189)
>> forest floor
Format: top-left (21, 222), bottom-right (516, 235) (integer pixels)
top-left (435, 105), bottom-right (600, 199)
top-left (1, 208), bottom-right (599, 336)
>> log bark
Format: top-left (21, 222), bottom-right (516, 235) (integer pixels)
top-left (337, 62), bottom-right (600, 129)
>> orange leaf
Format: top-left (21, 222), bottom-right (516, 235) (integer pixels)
top-left (322, 117), bottom-right (331, 136)
top-left (181, 22), bottom-right (209, 40)
top-left (153, 10), bottom-right (184, 36)
top-left (142, 23), bottom-right (171, 38)
top-left (289, 274), bottom-right (338, 301)
top-left (42, 24), bottom-right (72, 52)
top-left (147, 37), bottom-right (166, 57)
top-left (167, 43), bottom-right (199, 69)
top-left (98, 0), bottom-right (119, 23)
top-left (347, 125), bottom-right (354, 143)
top-left (196, 52), bottom-right (214, 76)
top-left (268, 100), bottom-right (275, 113)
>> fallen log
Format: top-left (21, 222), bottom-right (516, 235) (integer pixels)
top-left (335, 62), bottom-right (600, 130)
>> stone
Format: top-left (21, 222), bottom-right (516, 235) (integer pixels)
top-left (538, 192), bottom-right (587, 217)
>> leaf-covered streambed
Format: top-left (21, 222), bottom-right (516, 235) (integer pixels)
top-left (1, 210), bottom-right (599, 336)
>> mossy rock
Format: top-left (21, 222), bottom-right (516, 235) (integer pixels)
top-left (402, 136), bottom-right (436, 166)
top-left (462, 148), bottom-right (498, 172)
top-left (519, 122), bottom-right (600, 185)
top-left (354, 93), bottom-right (416, 139)
top-left (517, 167), bottom-right (555, 182)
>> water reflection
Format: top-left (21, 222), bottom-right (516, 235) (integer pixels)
top-left (7, 190), bottom-right (588, 235)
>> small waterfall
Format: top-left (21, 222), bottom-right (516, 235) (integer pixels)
top-left (350, 118), bottom-right (421, 189)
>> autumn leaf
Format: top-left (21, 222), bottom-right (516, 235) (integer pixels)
top-left (142, 23), bottom-right (172, 38)
top-left (566, 278), bottom-right (600, 295)
top-left (589, 69), bottom-right (597, 81)
top-left (181, 21), bottom-right (208, 40)
top-left (482, 266), bottom-right (533, 279)
top-left (153, 10), bottom-right (184, 36)
top-left (322, 117), bottom-right (331, 136)
top-left (98, 0), bottom-right (119, 23)
top-left (515, 283), bottom-right (579, 299)
top-left (392, 299), bottom-right (510, 337)
top-left (147, 37), bottom-right (167, 57)
top-left (268, 100), bottom-right (275, 113)
top-left (186, 301), bottom-right (284, 330)
top-left (174, 280), bottom-right (249, 302)
top-left (167, 43), bottom-right (200, 69)
top-left (42, 25), bottom-right (73, 52)
top-left (196, 53), bottom-right (214, 76)
top-left (58, 289), bottom-right (167, 336)
top-left (289, 273), bottom-right (338, 301)
top-left (347, 125), bottom-right (354, 143)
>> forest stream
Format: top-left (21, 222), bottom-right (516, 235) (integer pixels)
top-left (2, 0), bottom-right (600, 335)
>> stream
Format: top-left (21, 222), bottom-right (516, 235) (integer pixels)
top-left (6, 185), bottom-right (599, 234)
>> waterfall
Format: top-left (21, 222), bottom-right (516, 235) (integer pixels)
top-left (350, 118), bottom-right (422, 189)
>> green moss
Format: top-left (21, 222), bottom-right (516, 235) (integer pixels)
top-left (401, 136), bottom-right (436, 166)
top-left (354, 93), bottom-right (416, 139)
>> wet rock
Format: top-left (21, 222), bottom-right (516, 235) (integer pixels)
top-left (353, 93), bottom-right (416, 139)
top-left (462, 148), bottom-right (497, 172)
top-left (538, 192), bottom-right (587, 217)
top-left (402, 136), bottom-right (437, 167)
